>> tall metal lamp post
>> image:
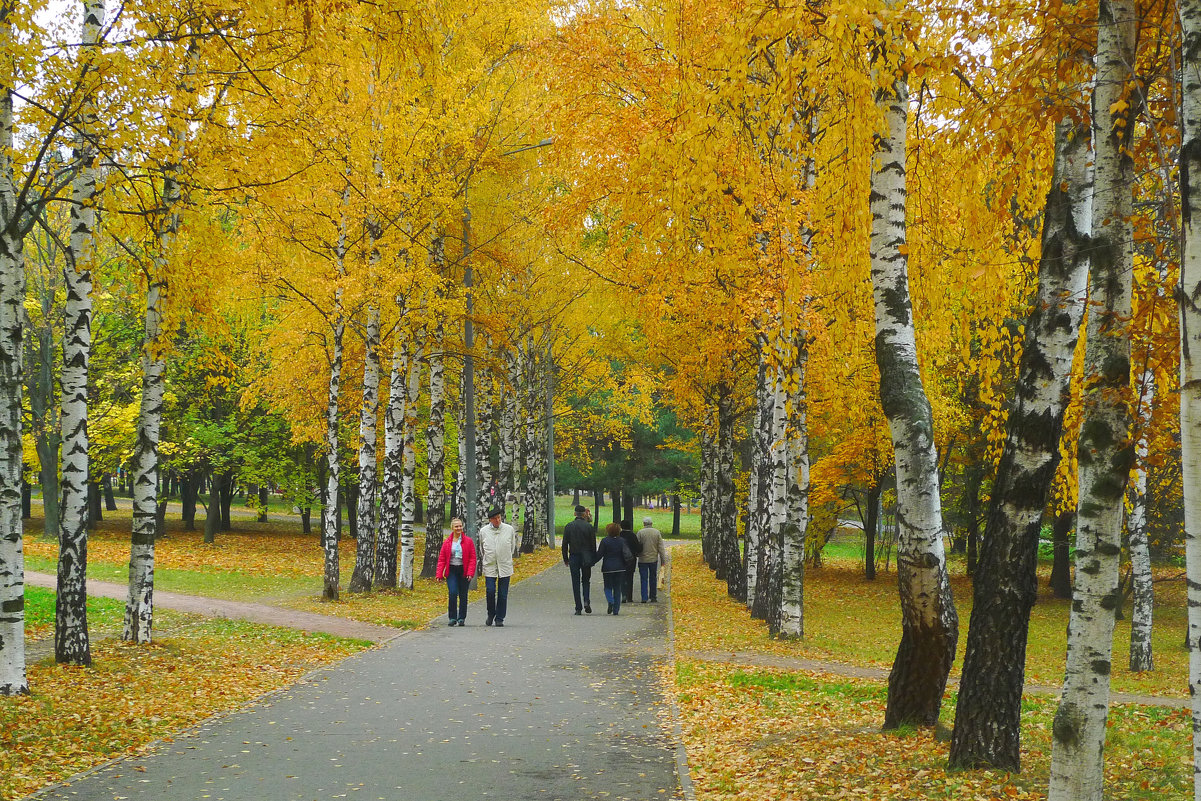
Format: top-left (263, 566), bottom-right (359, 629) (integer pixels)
top-left (461, 137), bottom-right (553, 551)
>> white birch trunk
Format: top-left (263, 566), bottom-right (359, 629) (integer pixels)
top-left (1179, 1), bottom-right (1201, 792)
top-left (349, 306), bottom-right (381, 593)
top-left (1048, 2), bottom-right (1137, 796)
top-left (422, 318), bottom-right (446, 578)
top-left (475, 351), bottom-right (494, 518)
top-left (123, 273), bottom-right (167, 642)
top-left (869, 27), bottom-right (958, 727)
top-left (774, 329), bottom-right (808, 639)
top-left (716, 388), bottom-right (742, 598)
top-left (398, 340), bottom-right (424, 590)
top-left (321, 305), bottom-right (345, 601)
top-left (745, 338), bottom-right (771, 615)
top-left (758, 347), bottom-right (787, 621)
top-left (56, 0), bottom-right (104, 666)
top-left (375, 325), bottom-right (406, 589)
top-left (0, 18), bottom-right (28, 690)
top-left (1127, 369), bottom-right (1154, 672)
top-left (950, 112), bottom-right (1092, 771)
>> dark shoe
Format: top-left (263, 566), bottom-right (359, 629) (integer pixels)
top-left (650, 597), bottom-right (657, 602)
top-left (447, 619), bottom-right (457, 626)
top-left (457, 619), bottom-right (465, 626)
top-left (574, 609), bottom-right (582, 615)
top-left (641, 599), bottom-right (648, 603)
top-left (584, 605), bottom-right (592, 614)
top-left (606, 603), bottom-right (613, 614)
top-left (486, 615), bottom-right (494, 626)
top-left (613, 609), bottom-right (620, 615)
top-left (495, 621), bottom-right (504, 627)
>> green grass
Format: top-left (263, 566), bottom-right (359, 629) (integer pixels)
top-left (24, 586), bottom-right (128, 637)
top-left (726, 669), bottom-right (884, 702)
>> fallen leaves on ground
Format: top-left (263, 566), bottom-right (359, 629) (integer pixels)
top-left (672, 659), bottom-right (1189, 800)
top-left (1, 618), bottom-right (368, 800)
top-left (669, 544), bottom-right (1188, 698)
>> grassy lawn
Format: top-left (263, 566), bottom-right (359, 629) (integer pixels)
top-left (552, 494), bottom-right (701, 539)
top-left (670, 542), bottom-right (1188, 699)
top-left (669, 544), bottom-right (1192, 800)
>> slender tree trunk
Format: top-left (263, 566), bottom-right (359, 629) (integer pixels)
top-left (87, 479), bottom-right (101, 525)
top-left (219, 472), bottom-right (233, 531)
top-left (864, 480), bottom-right (881, 580)
top-left (0, 14), bottom-right (27, 691)
top-left (376, 329), bottom-right (407, 589)
top-left (1050, 510), bottom-right (1074, 598)
top-left (204, 470), bottom-right (219, 544)
top-left (349, 307), bottom-right (381, 593)
top-left (257, 485), bottom-right (267, 523)
top-left (123, 272), bottom-right (167, 643)
top-left (949, 114), bottom-right (1092, 769)
top-left (103, 474), bottom-right (116, 511)
top-left (700, 430), bottom-right (715, 569)
top-left (321, 300), bottom-right (345, 601)
top-left (180, 474), bottom-right (195, 530)
top-left (869, 29), bottom-right (958, 729)
top-left (716, 388), bottom-right (743, 600)
top-left (399, 341), bottom-right (424, 589)
top-left (1127, 370), bottom-right (1154, 672)
top-left (753, 350), bottom-right (783, 620)
top-left (672, 494), bottom-right (680, 537)
top-left (773, 329), bottom-right (808, 639)
top-left (1179, 0), bottom-right (1201, 788)
top-left (1048, 3), bottom-right (1137, 795)
top-left (422, 318), bottom-right (446, 579)
top-left (745, 342), bottom-right (770, 615)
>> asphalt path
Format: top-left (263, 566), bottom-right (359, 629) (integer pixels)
top-left (31, 563), bottom-right (687, 801)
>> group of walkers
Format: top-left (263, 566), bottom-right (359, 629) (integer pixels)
top-left (562, 505), bottom-right (669, 615)
top-left (434, 503), bottom-right (670, 624)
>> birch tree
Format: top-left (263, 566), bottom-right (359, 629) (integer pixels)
top-left (398, 340), bottom-right (424, 589)
top-left (868, 7), bottom-right (958, 728)
top-left (1047, 0), bottom-right (1137, 795)
top-left (56, 0), bottom-right (105, 665)
top-left (1127, 369), bottom-right (1154, 672)
top-left (949, 115), bottom-right (1092, 769)
top-left (421, 315), bottom-right (447, 578)
top-left (1179, 0), bottom-right (1201, 788)
top-left (375, 315), bottom-right (406, 590)
top-left (0, 3), bottom-right (26, 693)
top-left (349, 305), bottom-right (381, 593)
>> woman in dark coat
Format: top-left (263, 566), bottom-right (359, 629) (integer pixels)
top-left (594, 522), bottom-right (635, 615)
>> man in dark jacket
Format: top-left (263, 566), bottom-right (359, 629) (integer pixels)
top-left (562, 505), bottom-right (597, 614)
top-left (620, 519), bottom-right (640, 603)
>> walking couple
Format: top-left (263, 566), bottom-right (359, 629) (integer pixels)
top-left (435, 507), bottom-right (517, 627)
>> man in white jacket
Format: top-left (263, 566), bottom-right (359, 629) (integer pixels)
top-left (479, 506), bottom-right (516, 626)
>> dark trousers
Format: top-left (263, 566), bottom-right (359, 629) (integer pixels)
top-left (639, 562), bottom-right (659, 601)
top-left (485, 575), bottom-right (510, 623)
top-left (446, 565), bottom-right (468, 621)
top-left (603, 571), bottom-right (624, 613)
top-left (568, 552), bottom-right (593, 611)
top-left (623, 564), bottom-right (636, 602)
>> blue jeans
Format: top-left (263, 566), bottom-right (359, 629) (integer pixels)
top-left (485, 575), bottom-right (510, 623)
top-left (639, 562), bottom-right (659, 601)
top-left (446, 565), bottom-right (468, 621)
top-left (603, 572), bottom-right (623, 613)
top-left (568, 552), bottom-right (593, 611)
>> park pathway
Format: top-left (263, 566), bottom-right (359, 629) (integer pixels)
top-left (30, 565), bottom-right (688, 801)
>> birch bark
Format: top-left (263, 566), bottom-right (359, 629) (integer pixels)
top-left (1127, 369), bottom-right (1154, 672)
top-left (398, 341), bottom-right (424, 589)
top-left (375, 329), bottom-right (406, 590)
top-left (869, 23), bottom-right (958, 727)
top-left (716, 388), bottom-right (742, 600)
top-left (56, 0), bottom-right (104, 665)
top-left (421, 318), bottom-right (446, 579)
top-left (349, 306), bottom-right (381, 593)
top-left (774, 330), bottom-right (808, 639)
top-left (1048, 2), bottom-right (1137, 795)
top-left (949, 115), bottom-right (1092, 769)
top-left (321, 302), bottom-right (345, 601)
top-left (1179, 0), bottom-right (1201, 787)
top-left (0, 14), bottom-right (27, 690)
top-left (745, 340), bottom-right (771, 616)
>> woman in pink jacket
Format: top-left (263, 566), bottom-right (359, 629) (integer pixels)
top-left (436, 518), bottom-right (478, 626)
